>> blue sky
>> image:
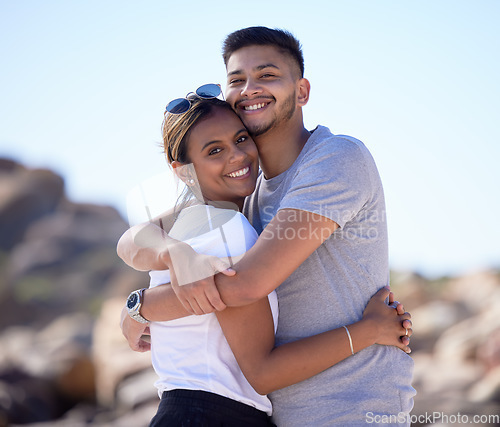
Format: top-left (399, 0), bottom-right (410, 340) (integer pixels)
top-left (1, 0), bottom-right (499, 277)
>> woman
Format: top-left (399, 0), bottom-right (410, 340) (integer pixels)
top-left (128, 88), bottom-right (412, 426)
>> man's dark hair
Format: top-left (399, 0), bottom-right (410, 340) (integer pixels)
top-left (222, 26), bottom-right (304, 78)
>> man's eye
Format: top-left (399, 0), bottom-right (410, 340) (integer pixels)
top-left (229, 78), bottom-right (243, 84)
top-left (209, 148), bottom-right (222, 155)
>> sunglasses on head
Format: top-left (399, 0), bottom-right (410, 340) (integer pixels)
top-left (165, 83), bottom-right (223, 115)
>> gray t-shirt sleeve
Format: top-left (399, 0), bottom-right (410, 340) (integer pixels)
top-left (279, 136), bottom-right (372, 228)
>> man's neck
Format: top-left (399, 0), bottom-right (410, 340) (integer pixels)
top-left (254, 120), bottom-right (311, 179)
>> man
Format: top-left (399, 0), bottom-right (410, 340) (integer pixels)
top-left (119, 27), bottom-right (415, 425)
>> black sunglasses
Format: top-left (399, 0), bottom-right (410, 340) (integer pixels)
top-left (165, 83), bottom-right (223, 115)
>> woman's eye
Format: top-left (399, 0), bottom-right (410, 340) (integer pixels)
top-left (209, 147), bottom-right (222, 155)
top-left (236, 136), bottom-right (248, 144)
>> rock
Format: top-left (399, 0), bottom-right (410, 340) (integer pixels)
top-left (390, 271), bottom-right (433, 310)
top-left (469, 365), bottom-right (500, 403)
top-left (0, 158), bottom-right (157, 425)
top-left (3, 158), bottom-right (499, 426)
top-left (1, 209), bottom-right (134, 328)
top-left (7, 200), bottom-right (128, 281)
top-left (92, 297), bottom-right (154, 407)
top-left (104, 268), bottom-right (152, 300)
top-left (0, 313), bottom-right (96, 400)
top-left (444, 270), bottom-right (500, 313)
top-left (412, 353), bottom-right (481, 397)
top-left (0, 157), bottom-right (19, 172)
top-left (0, 315), bottom-right (99, 425)
top-left (0, 326), bottom-right (37, 369)
top-left (410, 353), bottom-right (487, 424)
top-left (0, 164), bottom-right (65, 251)
top-left (0, 367), bottom-right (67, 425)
top-left (477, 327), bottom-right (500, 371)
top-left (115, 369), bottom-right (158, 411)
top-left (434, 294), bottom-right (500, 364)
top-left (408, 300), bottom-right (469, 352)
top-left (56, 355), bottom-right (96, 402)
top-left (100, 401), bottom-right (158, 427)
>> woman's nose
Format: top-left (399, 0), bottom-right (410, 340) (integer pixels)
top-left (228, 145), bottom-right (247, 163)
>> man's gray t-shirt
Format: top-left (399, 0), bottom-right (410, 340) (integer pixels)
top-left (243, 126), bottom-right (415, 426)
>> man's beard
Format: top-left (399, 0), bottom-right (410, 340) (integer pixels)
top-left (245, 91), bottom-right (296, 137)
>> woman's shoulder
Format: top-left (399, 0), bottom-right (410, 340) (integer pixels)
top-left (179, 203), bottom-right (241, 224)
top-left (171, 204), bottom-right (251, 241)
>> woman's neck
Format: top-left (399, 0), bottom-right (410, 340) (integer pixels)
top-left (206, 199), bottom-right (244, 212)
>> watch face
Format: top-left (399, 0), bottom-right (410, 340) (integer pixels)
top-left (127, 293), bottom-right (138, 309)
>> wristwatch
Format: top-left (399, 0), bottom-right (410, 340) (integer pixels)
top-left (126, 288), bottom-right (149, 324)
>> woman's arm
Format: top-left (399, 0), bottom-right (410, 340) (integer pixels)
top-left (216, 287), bottom-right (412, 395)
top-left (117, 204), bottom-right (182, 271)
top-left (117, 208), bottom-right (338, 320)
top-left (118, 220), bottom-right (233, 311)
top-left (117, 222), bottom-right (173, 271)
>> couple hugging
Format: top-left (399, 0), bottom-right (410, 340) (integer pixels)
top-left (118, 26), bottom-right (415, 427)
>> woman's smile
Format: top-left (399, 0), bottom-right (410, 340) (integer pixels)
top-left (225, 166), bottom-right (251, 178)
top-left (182, 107), bottom-right (259, 209)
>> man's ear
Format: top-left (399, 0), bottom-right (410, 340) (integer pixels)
top-left (296, 77), bottom-right (311, 107)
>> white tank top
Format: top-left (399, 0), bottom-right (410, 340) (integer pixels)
top-left (149, 204), bottom-right (279, 415)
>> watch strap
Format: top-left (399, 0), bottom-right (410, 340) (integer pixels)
top-left (126, 288), bottom-right (149, 324)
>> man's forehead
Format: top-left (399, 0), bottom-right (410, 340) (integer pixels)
top-left (227, 63), bottom-right (280, 77)
top-left (225, 45), bottom-right (296, 74)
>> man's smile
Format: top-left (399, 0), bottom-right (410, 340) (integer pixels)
top-left (244, 103), bottom-right (267, 111)
top-left (235, 98), bottom-right (273, 112)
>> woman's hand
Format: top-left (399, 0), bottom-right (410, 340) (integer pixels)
top-left (388, 291), bottom-right (413, 347)
top-left (362, 287), bottom-right (412, 353)
top-left (120, 306), bottom-right (151, 352)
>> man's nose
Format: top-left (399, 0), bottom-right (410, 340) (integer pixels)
top-left (241, 79), bottom-right (262, 97)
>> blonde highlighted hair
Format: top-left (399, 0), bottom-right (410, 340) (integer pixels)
top-left (162, 96), bottom-right (234, 164)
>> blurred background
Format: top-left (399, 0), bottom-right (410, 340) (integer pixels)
top-left (1, 0), bottom-right (499, 425)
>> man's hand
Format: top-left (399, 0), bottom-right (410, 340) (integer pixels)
top-left (120, 306), bottom-right (151, 352)
top-left (169, 250), bottom-right (236, 315)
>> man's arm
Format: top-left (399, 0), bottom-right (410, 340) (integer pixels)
top-left (144, 208), bottom-right (338, 320)
top-left (121, 208), bottom-right (410, 350)
top-left (217, 208), bottom-right (338, 305)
